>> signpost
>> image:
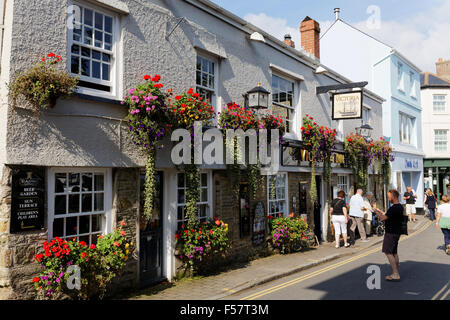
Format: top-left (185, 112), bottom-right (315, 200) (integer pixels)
top-left (10, 167), bottom-right (45, 233)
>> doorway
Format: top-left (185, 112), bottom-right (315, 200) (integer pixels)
top-left (313, 175), bottom-right (322, 241)
top-left (139, 171), bottom-right (164, 287)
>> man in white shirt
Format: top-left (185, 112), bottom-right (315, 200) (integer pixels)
top-left (349, 189), bottom-right (369, 244)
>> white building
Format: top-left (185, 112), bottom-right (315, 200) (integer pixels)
top-left (421, 64), bottom-right (450, 200)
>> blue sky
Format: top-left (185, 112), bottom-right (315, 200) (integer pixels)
top-left (211, 0), bottom-right (450, 72)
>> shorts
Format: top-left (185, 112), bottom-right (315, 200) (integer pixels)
top-left (382, 233), bottom-right (401, 254)
top-left (332, 215), bottom-right (347, 236)
top-left (406, 204), bottom-right (416, 215)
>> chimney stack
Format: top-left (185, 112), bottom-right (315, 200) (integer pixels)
top-left (284, 34), bottom-right (295, 48)
top-left (334, 8), bottom-right (340, 21)
top-left (436, 58), bottom-right (450, 82)
top-left (300, 16), bottom-right (321, 59)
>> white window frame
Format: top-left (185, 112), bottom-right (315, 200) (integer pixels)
top-left (195, 52), bottom-right (219, 112)
top-left (399, 112), bottom-right (414, 145)
top-left (271, 74), bottom-right (297, 134)
top-left (176, 171), bottom-right (213, 229)
top-left (433, 94), bottom-right (447, 114)
top-left (47, 167), bottom-right (113, 243)
top-left (67, 0), bottom-right (120, 99)
top-left (337, 175), bottom-right (350, 203)
top-left (397, 62), bottom-right (405, 92)
top-left (409, 71), bottom-right (417, 99)
top-left (267, 173), bottom-right (289, 218)
top-left (434, 129), bottom-right (448, 153)
top-left (362, 106), bottom-right (371, 125)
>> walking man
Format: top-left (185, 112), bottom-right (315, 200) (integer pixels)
top-left (374, 189), bottom-right (403, 281)
top-left (403, 186), bottom-right (417, 222)
top-left (349, 189), bottom-right (369, 245)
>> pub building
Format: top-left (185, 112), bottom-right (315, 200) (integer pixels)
top-left (0, 0), bottom-right (384, 298)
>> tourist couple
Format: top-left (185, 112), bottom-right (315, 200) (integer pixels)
top-left (329, 188), bottom-right (373, 249)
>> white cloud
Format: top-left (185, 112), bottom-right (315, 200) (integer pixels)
top-left (245, 0), bottom-right (450, 72)
top-left (244, 13), bottom-right (301, 49)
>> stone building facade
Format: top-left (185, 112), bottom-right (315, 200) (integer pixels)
top-left (0, 0), bottom-right (384, 298)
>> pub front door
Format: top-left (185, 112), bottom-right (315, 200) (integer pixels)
top-left (139, 171), bottom-right (164, 288)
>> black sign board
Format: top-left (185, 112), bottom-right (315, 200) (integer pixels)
top-left (10, 167), bottom-right (45, 233)
top-left (252, 201), bottom-right (266, 245)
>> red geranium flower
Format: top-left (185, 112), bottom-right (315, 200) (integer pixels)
top-left (33, 277), bottom-right (40, 283)
top-left (144, 74), bottom-right (151, 80)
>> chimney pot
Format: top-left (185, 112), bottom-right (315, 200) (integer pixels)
top-left (283, 34), bottom-right (295, 48)
top-left (438, 58), bottom-right (443, 63)
top-left (334, 8), bottom-right (340, 21)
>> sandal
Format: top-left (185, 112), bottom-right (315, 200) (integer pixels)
top-left (344, 243), bottom-right (350, 248)
top-left (335, 245), bottom-right (340, 249)
top-left (385, 275), bottom-right (400, 282)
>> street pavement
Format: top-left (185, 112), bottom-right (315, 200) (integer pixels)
top-left (224, 219), bottom-right (450, 300)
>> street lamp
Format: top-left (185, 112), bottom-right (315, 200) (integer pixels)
top-left (246, 83), bottom-right (270, 110)
top-left (356, 123), bottom-right (373, 141)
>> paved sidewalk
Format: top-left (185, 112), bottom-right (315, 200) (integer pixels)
top-left (125, 217), bottom-right (428, 300)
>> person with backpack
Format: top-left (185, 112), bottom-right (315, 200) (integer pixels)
top-left (374, 189), bottom-right (405, 282)
top-left (330, 190), bottom-right (350, 249)
top-left (424, 188), bottom-right (437, 221)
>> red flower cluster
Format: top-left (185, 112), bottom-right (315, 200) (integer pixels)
top-left (143, 74), bottom-right (162, 83)
top-left (37, 237), bottom-right (70, 261)
top-left (42, 52), bottom-right (62, 63)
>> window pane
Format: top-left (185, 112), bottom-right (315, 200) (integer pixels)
top-left (81, 58), bottom-right (90, 76)
top-left (84, 8), bottom-right (93, 26)
top-left (201, 188), bottom-right (208, 202)
top-left (55, 195), bottom-right (66, 215)
top-left (53, 218), bottom-right (64, 237)
top-left (102, 53), bottom-right (110, 62)
top-left (66, 216), bottom-right (78, 237)
top-left (94, 193), bottom-right (104, 211)
top-left (73, 24), bottom-right (82, 42)
top-left (82, 173), bottom-right (92, 191)
top-left (201, 174), bottom-right (207, 187)
top-left (177, 206), bottom-right (184, 221)
top-left (84, 27), bottom-right (93, 45)
top-left (69, 194), bottom-right (80, 213)
top-left (177, 173), bottom-right (185, 187)
top-left (94, 174), bottom-right (104, 191)
top-left (92, 61), bottom-right (101, 79)
top-left (55, 173), bottom-right (67, 193)
top-left (104, 33), bottom-right (112, 45)
top-left (71, 53), bottom-right (80, 71)
top-left (92, 50), bottom-right (101, 60)
top-left (178, 189), bottom-right (185, 204)
top-left (79, 215), bottom-right (90, 234)
top-left (95, 30), bottom-right (103, 48)
top-left (95, 12), bottom-right (103, 30)
top-left (82, 194), bottom-right (92, 212)
top-left (102, 63), bottom-right (109, 81)
top-left (92, 215), bottom-right (101, 232)
top-left (104, 16), bottom-right (112, 33)
top-left (69, 173), bottom-right (80, 191)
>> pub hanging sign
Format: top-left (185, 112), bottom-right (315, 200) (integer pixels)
top-left (10, 167), bottom-right (45, 233)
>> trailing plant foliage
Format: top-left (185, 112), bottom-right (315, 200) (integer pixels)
top-left (344, 133), bottom-right (394, 190)
top-left (301, 115), bottom-right (337, 202)
top-left (169, 88), bottom-right (216, 227)
top-left (32, 222), bottom-right (133, 300)
top-left (175, 218), bottom-right (230, 274)
top-left (270, 217), bottom-right (309, 254)
top-left (9, 53), bottom-right (78, 119)
top-left (123, 74), bottom-right (171, 223)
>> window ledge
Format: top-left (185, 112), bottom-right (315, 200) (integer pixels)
top-left (87, 0), bottom-right (129, 15)
top-left (74, 92), bottom-right (124, 106)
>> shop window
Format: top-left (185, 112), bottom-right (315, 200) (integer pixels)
top-left (48, 169), bottom-right (111, 245)
top-left (272, 74), bottom-right (295, 133)
top-left (337, 175), bottom-right (350, 202)
top-left (267, 173), bottom-right (288, 217)
top-left (68, 3), bottom-right (118, 96)
top-left (176, 172), bottom-right (211, 230)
